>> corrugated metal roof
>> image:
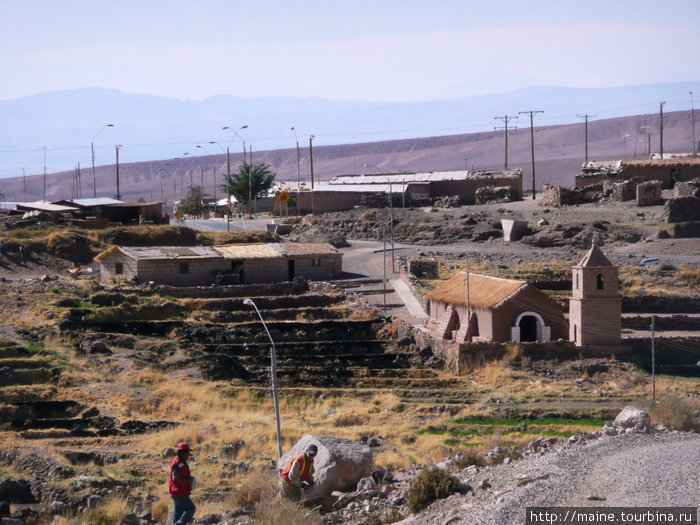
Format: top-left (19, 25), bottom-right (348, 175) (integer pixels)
top-left (427, 272), bottom-right (526, 309)
top-left (329, 170), bottom-right (521, 186)
top-left (313, 183), bottom-right (398, 193)
top-left (215, 243), bottom-right (285, 259)
top-left (118, 246), bottom-right (223, 260)
top-left (71, 198), bottom-right (124, 206)
top-left (280, 242), bottom-right (340, 256)
top-left (19, 201), bottom-right (78, 212)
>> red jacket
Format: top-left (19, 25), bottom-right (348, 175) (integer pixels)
top-left (169, 456), bottom-right (191, 497)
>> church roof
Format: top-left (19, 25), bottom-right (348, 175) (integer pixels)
top-left (427, 272), bottom-right (524, 309)
top-left (576, 242), bottom-right (614, 268)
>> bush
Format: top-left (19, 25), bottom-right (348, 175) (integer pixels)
top-left (363, 509), bottom-right (405, 525)
top-left (235, 470), bottom-right (278, 506)
top-left (649, 394), bottom-right (700, 432)
top-left (454, 451), bottom-right (486, 469)
top-left (592, 220), bottom-right (610, 230)
top-left (407, 467), bottom-right (461, 513)
top-left (250, 496), bottom-right (321, 525)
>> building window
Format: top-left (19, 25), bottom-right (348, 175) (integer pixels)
top-left (573, 325), bottom-right (577, 343)
top-left (596, 273), bottom-right (604, 290)
top-left (115, 262), bottom-right (123, 275)
top-left (179, 262), bottom-right (189, 274)
top-left (311, 258), bottom-right (322, 267)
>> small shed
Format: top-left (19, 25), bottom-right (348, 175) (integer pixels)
top-left (279, 242), bottom-right (342, 280)
top-left (95, 246), bottom-right (228, 286)
top-left (215, 243), bottom-right (287, 284)
top-left (427, 272), bottom-right (567, 343)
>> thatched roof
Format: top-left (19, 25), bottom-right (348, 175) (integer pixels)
top-left (215, 243), bottom-right (284, 260)
top-left (280, 242), bottom-right (340, 256)
top-left (427, 272), bottom-right (525, 309)
top-left (94, 245), bottom-right (119, 261)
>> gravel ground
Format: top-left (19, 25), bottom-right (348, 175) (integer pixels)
top-left (398, 432), bottom-right (700, 525)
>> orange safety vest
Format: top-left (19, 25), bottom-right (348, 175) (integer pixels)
top-left (280, 453), bottom-right (313, 483)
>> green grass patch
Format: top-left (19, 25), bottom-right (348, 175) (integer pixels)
top-left (451, 416), bottom-right (605, 427)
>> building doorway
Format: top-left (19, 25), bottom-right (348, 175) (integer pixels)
top-left (288, 259), bottom-right (295, 281)
top-left (519, 315), bottom-right (539, 342)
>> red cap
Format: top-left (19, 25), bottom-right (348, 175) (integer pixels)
top-left (177, 442), bottom-right (193, 452)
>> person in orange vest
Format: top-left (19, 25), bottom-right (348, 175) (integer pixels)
top-left (280, 444), bottom-right (317, 502)
top-left (169, 442), bottom-right (196, 525)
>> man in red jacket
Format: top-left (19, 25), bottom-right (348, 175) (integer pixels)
top-left (169, 442), bottom-right (196, 525)
top-left (280, 444), bottom-right (317, 502)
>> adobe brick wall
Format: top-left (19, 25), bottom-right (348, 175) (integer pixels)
top-left (135, 258), bottom-right (230, 286)
top-left (673, 179), bottom-right (700, 197)
top-left (636, 180), bottom-right (663, 206)
top-left (291, 255), bottom-right (343, 280)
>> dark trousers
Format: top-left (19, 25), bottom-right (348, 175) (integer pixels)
top-left (172, 495), bottom-right (196, 525)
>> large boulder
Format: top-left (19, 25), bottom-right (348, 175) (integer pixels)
top-left (277, 434), bottom-right (372, 500)
top-left (613, 406), bottom-right (651, 432)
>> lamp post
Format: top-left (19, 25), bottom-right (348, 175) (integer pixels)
top-left (365, 164), bottom-right (398, 272)
top-left (91, 124), bottom-right (114, 198)
top-left (210, 141), bottom-right (232, 230)
top-left (691, 91), bottom-right (697, 156)
top-left (243, 298), bottom-right (283, 459)
top-left (291, 127), bottom-right (301, 216)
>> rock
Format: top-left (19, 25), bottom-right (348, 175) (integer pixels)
top-left (87, 495), bottom-right (103, 508)
top-left (357, 477), bottom-right (377, 492)
top-left (277, 434), bottom-right (373, 500)
top-left (613, 406), bottom-right (651, 432)
top-left (368, 437), bottom-right (380, 447)
top-left (89, 340), bottom-right (112, 355)
top-left (477, 479), bottom-right (491, 490)
top-left (119, 513), bottom-right (140, 525)
top-left (0, 478), bottom-right (37, 503)
top-left (193, 513), bottom-right (222, 524)
top-left (322, 409), bottom-right (336, 418)
top-left (161, 448), bottom-right (176, 459)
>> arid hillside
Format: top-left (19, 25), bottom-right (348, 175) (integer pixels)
top-left (3, 110), bottom-right (696, 203)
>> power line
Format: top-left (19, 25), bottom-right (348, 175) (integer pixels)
top-left (518, 110), bottom-right (543, 199)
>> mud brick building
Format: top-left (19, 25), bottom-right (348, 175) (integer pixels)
top-left (272, 169), bottom-right (523, 214)
top-left (426, 272), bottom-right (567, 344)
top-left (96, 246), bottom-right (229, 286)
top-left (96, 242), bottom-right (343, 286)
top-left (569, 242), bottom-right (621, 347)
top-left (575, 159), bottom-right (700, 189)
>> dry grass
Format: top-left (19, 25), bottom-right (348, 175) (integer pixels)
top-left (649, 393), bottom-right (700, 431)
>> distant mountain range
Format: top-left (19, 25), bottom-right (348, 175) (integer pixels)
top-left (0, 82), bottom-right (697, 202)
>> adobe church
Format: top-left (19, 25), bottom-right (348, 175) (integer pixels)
top-left (569, 241), bottom-right (622, 347)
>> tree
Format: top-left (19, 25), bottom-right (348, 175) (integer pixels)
top-left (176, 186), bottom-right (213, 218)
top-left (222, 162), bottom-right (276, 210)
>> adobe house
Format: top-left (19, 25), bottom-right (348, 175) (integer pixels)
top-left (95, 246), bottom-right (229, 286)
top-left (575, 159), bottom-right (700, 189)
top-left (426, 272), bottom-right (567, 343)
top-left (278, 242), bottom-right (342, 280)
top-left (215, 243), bottom-right (288, 284)
top-left (569, 241), bottom-right (621, 347)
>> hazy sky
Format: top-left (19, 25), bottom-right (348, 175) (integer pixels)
top-left (1, 0), bottom-right (699, 102)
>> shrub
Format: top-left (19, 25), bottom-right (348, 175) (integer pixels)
top-left (649, 394), bottom-right (700, 432)
top-left (407, 467), bottom-right (461, 513)
top-left (250, 496), bottom-right (321, 525)
top-left (235, 470), bottom-right (278, 506)
top-left (490, 221), bottom-right (503, 230)
top-left (454, 451), bottom-right (486, 469)
top-left (592, 220), bottom-right (610, 230)
top-left (363, 509), bottom-right (405, 525)
top-left (659, 263), bottom-right (675, 272)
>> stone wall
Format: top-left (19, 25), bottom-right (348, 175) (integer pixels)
top-left (408, 257), bottom-right (438, 279)
top-left (603, 178), bottom-right (644, 202)
top-left (674, 179), bottom-right (700, 198)
top-left (636, 180), bottom-right (663, 206)
top-left (664, 196), bottom-right (700, 222)
top-left (541, 185), bottom-right (590, 206)
top-left (474, 185), bottom-right (519, 204)
top-left (673, 221), bottom-right (700, 238)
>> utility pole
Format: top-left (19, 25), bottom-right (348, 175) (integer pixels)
top-left (292, 127), bottom-right (301, 216)
top-left (77, 162), bottom-right (81, 198)
top-left (641, 118), bottom-right (652, 157)
top-left (651, 314), bottom-right (656, 402)
top-left (577, 114), bottom-right (595, 162)
top-left (22, 168), bottom-right (26, 202)
top-left (115, 145), bottom-right (122, 200)
top-left (42, 146), bottom-right (48, 202)
top-left (494, 115), bottom-right (517, 169)
top-left (690, 91), bottom-right (697, 156)
top-left (519, 110), bottom-right (543, 199)
top-left (226, 147), bottom-right (231, 231)
top-left (659, 102), bottom-right (665, 159)
top-left (309, 135), bottom-right (315, 189)
top-left (622, 134), bottom-right (630, 159)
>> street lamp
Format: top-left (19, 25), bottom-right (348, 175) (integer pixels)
top-left (210, 141), bottom-right (233, 231)
top-left (91, 124), bottom-right (114, 198)
top-left (381, 217), bottom-right (404, 314)
top-left (365, 164), bottom-right (398, 272)
top-left (291, 127), bottom-right (301, 216)
top-left (243, 298), bottom-right (283, 459)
